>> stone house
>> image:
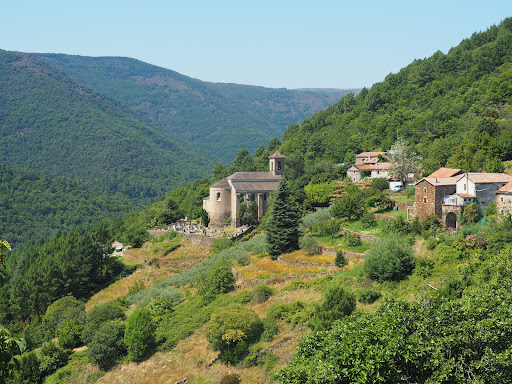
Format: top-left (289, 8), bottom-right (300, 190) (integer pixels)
top-left (203, 152), bottom-right (284, 227)
top-left (415, 168), bottom-right (512, 228)
top-left (347, 151), bottom-right (392, 182)
top-left (496, 182), bottom-right (512, 217)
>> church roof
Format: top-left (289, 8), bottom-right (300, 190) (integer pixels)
top-left (210, 178), bottom-right (230, 188)
top-left (231, 181), bottom-right (280, 193)
top-left (226, 172), bottom-right (281, 181)
top-left (268, 151), bottom-right (285, 158)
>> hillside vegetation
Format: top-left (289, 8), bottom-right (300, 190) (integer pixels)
top-left (35, 53), bottom-right (353, 163)
top-left (0, 50), bottom-right (209, 202)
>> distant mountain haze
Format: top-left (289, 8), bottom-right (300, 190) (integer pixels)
top-left (34, 53), bottom-right (355, 163)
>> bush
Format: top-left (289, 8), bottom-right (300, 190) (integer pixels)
top-left (38, 342), bottom-right (69, 378)
top-left (125, 308), bottom-right (155, 361)
top-left (56, 318), bottom-right (84, 349)
top-left (299, 234), bottom-right (322, 256)
top-left (461, 202), bottom-right (483, 224)
top-left (41, 296), bottom-right (85, 342)
top-left (345, 232), bottom-right (362, 247)
top-left (200, 264), bottom-right (235, 301)
top-left (220, 373), bottom-right (241, 384)
top-left (146, 296), bottom-right (174, 325)
top-left (252, 285), bottom-right (274, 303)
top-left (260, 316), bottom-right (280, 342)
top-left (335, 250), bottom-right (347, 267)
top-left (363, 234), bottom-right (415, 282)
top-left (309, 286), bottom-right (356, 332)
top-left (210, 238), bottom-right (234, 255)
top-left (82, 301), bottom-right (125, 344)
top-left (425, 237), bottom-right (438, 250)
top-left (361, 211), bottom-right (377, 229)
top-left (358, 290), bottom-right (381, 304)
top-left (415, 258), bottom-right (435, 278)
top-left (88, 320), bottom-right (126, 370)
top-left (127, 285), bottom-right (182, 308)
top-left (371, 177), bottom-right (389, 191)
top-left (332, 187), bottom-right (366, 221)
top-left (205, 304), bottom-right (263, 364)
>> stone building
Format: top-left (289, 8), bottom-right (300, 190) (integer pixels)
top-left (203, 152), bottom-right (285, 227)
top-left (496, 182), bottom-right (512, 217)
top-left (415, 168), bottom-right (512, 228)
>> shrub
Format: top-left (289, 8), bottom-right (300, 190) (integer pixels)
top-left (301, 206), bottom-right (332, 229)
top-left (363, 234), bottom-right (415, 282)
top-left (82, 301), bottom-right (125, 344)
top-left (358, 289), bottom-right (381, 304)
top-left (371, 177), bottom-right (389, 191)
top-left (125, 308), bottom-right (155, 361)
top-left (405, 185), bottom-right (415, 198)
top-left (335, 250), bottom-right (347, 267)
top-left (261, 316), bottom-right (280, 342)
top-left (220, 373), bottom-right (241, 384)
top-left (210, 238), bottom-right (234, 255)
top-left (38, 342), bottom-right (69, 378)
top-left (311, 219), bottom-right (340, 238)
top-left (200, 264), bottom-right (235, 301)
top-left (309, 286), bottom-right (356, 332)
top-left (146, 296), bottom-right (174, 325)
top-left (345, 232), bottom-right (362, 247)
top-left (41, 296), bottom-right (85, 342)
top-left (252, 285), bottom-right (274, 303)
top-left (127, 285), bottom-right (182, 308)
top-left (56, 318), bottom-right (84, 349)
top-left (205, 304), bottom-right (263, 364)
top-left (361, 211), bottom-right (377, 229)
top-left (461, 202), bottom-right (483, 224)
top-left (425, 237), bottom-right (438, 250)
top-left (88, 320), bottom-right (126, 370)
top-left (332, 187), bottom-right (366, 220)
top-left (415, 258), bottom-right (435, 278)
top-left (299, 234), bottom-right (322, 256)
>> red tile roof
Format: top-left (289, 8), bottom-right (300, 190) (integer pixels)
top-left (422, 176), bottom-right (462, 186)
top-left (427, 168), bottom-right (463, 178)
top-left (497, 182), bottom-right (512, 193)
top-left (356, 151), bottom-right (385, 158)
top-left (226, 172), bottom-right (282, 181)
top-left (467, 173), bottom-right (512, 184)
top-left (269, 151), bottom-right (285, 158)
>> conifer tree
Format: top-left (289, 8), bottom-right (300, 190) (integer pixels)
top-left (265, 180), bottom-right (300, 259)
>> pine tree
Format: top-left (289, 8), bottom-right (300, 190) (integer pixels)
top-left (265, 180), bottom-right (300, 259)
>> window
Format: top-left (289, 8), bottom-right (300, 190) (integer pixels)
top-left (216, 192), bottom-right (221, 201)
top-left (464, 184), bottom-right (467, 191)
top-left (423, 197), bottom-right (427, 203)
top-left (263, 193), bottom-right (267, 201)
top-left (423, 187), bottom-right (427, 193)
top-left (277, 161), bottom-right (281, 171)
top-left (502, 197), bottom-right (504, 202)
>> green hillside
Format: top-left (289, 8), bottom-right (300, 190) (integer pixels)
top-left (0, 50), bottom-right (210, 202)
top-left (279, 18), bottom-right (512, 176)
top-left (0, 161), bottom-right (136, 245)
top-left (34, 53), bottom-right (353, 163)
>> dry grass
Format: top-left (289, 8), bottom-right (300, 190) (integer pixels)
top-left (86, 240), bottom-right (209, 310)
top-left (280, 249), bottom-right (335, 265)
top-left (234, 253), bottom-right (331, 286)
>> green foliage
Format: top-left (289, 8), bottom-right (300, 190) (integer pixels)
top-left (266, 180), bottom-right (301, 259)
top-left (425, 236), bottom-right (438, 250)
top-left (125, 308), bottom-right (155, 361)
top-left (146, 296), bottom-right (174, 325)
top-left (199, 265), bottom-right (235, 300)
top-left (310, 218), bottom-right (340, 238)
top-left (82, 301), bottom-right (125, 344)
top-left (252, 285), bottom-right (274, 303)
top-left (41, 296), bottom-right (85, 342)
top-left (127, 285), bottom-right (182, 309)
top-left (266, 301), bottom-right (310, 327)
top-left (370, 177), bottom-right (389, 191)
top-left (485, 201), bottom-right (497, 216)
top-left (335, 250), bottom-right (348, 267)
top-left (0, 327), bottom-right (26, 384)
top-left (205, 304), bottom-right (263, 364)
top-left (309, 286), bottom-right (356, 332)
top-left (220, 373), bottom-right (241, 384)
top-left (88, 319), bottom-right (126, 371)
top-left (364, 234), bottom-right (415, 282)
top-left (299, 234), bottom-right (322, 256)
top-left (332, 186), bottom-right (366, 220)
top-left (462, 202), bottom-right (484, 224)
top-left (405, 185), bottom-right (415, 198)
top-left (18, 350), bottom-right (40, 384)
top-left (304, 182), bottom-right (335, 206)
top-left (38, 342), bottom-right (69, 378)
top-left (360, 211), bottom-right (377, 229)
top-left (238, 199), bottom-right (258, 226)
top-left (358, 289), bottom-right (381, 304)
top-left (415, 258), bottom-right (435, 278)
top-left (210, 238), bottom-right (234, 255)
top-left (56, 318), bottom-right (84, 349)
top-left (276, 287), bottom-right (512, 384)
top-left (260, 316), bottom-right (280, 342)
top-left (345, 232), bottom-right (362, 247)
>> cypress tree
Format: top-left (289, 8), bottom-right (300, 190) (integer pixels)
top-left (266, 180), bottom-right (300, 259)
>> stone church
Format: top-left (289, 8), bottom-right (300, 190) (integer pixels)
top-left (203, 152), bottom-right (285, 227)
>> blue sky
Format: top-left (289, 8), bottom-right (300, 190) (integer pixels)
top-left (2, 1), bottom-right (510, 89)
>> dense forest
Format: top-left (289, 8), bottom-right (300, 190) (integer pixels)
top-left (34, 54), bottom-right (353, 164)
top-left (0, 49), bottom-right (210, 202)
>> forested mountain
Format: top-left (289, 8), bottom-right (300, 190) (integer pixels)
top-left (279, 18), bottom-right (512, 177)
top-left (0, 50), bottom-right (210, 202)
top-left (34, 53), bottom-right (353, 163)
top-left (0, 162), bottom-right (136, 245)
